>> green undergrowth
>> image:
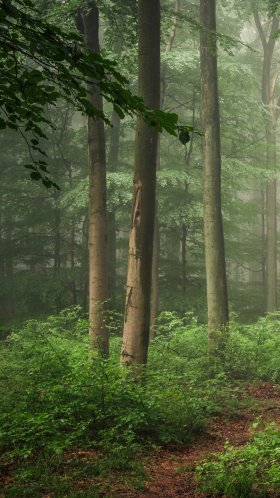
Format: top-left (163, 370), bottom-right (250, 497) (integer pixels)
top-left (1, 308), bottom-right (280, 496)
top-left (196, 422), bottom-right (280, 498)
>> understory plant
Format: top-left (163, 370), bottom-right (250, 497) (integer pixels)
top-left (196, 423), bottom-right (280, 498)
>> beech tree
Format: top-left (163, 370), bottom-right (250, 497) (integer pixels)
top-left (77, 2), bottom-right (108, 356)
top-left (121, 0), bottom-right (160, 367)
top-left (252, 3), bottom-right (280, 312)
top-left (150, 0), bottom-right (182, 340)
top-left (200, 0), bottom-right (229, 352)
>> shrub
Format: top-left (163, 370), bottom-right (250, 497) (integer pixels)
top-left (196, 423), bottom-right (280, 498)
top-left (0, 309), bottom-right (216, 460)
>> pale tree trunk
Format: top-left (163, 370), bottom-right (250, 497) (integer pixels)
top-left (121, 0), bottom-right (160, 367)
top-left (68, 163), bottom-right (77, 305)
top-left (266, 128), bottom-right (277, 311)
top-left (200, 0), bottom-right (229, 352)
top-left (252, 5), bottom-right (279, 312)
top-left (181, 223), bottom-right (187, 300)
top-left (150, 0), bottom-right (181, 339)
top-left (150, 216), bottom-right (160, 340)
top-left (181, 89), bottom-right (196, 311)
top-left (78, 2), bottom-right (108, 356)
top-left (262, 188), bottom-right (266, 305)
top-left (107, 110), bottom-right (121, 308)
top-left (107, 37), bottom-right (122, 308)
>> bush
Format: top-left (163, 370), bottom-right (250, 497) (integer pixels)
top-left (223, 314), bottom-right (280, 382)
top-left (0, 309), bottom-right (217, 461)
top-left (2, 309), bottom-right (280, 465)
top-left (196, 423), bottom-right (280, 498)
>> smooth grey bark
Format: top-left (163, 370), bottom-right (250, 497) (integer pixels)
top-left (150, 0), bottom-right (181, 339)
top-left (107, 110), bottom-right (121, 308)
top-left (107, 37), bottom-right (122, 308)
top-left (200, 0), bottom-right (229, 352)
top-left (78, 2), bottom-right (108, 356)
top-left (252, 5), bottom-right (279, 312)
top-left (121, 0), bottom-right (160, 367)
top-left (150, 216), bottom-right (160, 340)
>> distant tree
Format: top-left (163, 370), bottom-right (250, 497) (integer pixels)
top-left (150, 0), bottom-right (182, 340)
top-left (0, 0), bottom-right (191, 187)
top-left (252, 3), bottom-right (280, 312)
top-left (200, 0), bottom-right (229, 352)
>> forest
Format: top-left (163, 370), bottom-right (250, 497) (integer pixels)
top-left (2, 0), bottom-right (280, 496)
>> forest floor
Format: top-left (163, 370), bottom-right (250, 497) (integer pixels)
top-left (1, 383), bottom-right (280, 497)
top-left (111, 383), bottom-right (280, 498)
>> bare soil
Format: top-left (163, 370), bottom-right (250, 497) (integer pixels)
top-left (116, 383), bottom-right (280, 498)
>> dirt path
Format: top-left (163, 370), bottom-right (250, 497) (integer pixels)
top-left (118, 383), bottom-right (280, 498)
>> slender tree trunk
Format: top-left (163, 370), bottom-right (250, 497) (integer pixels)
top-left (265, 123), bottom-right (277, 311)
top-left (150, 217), bottom-right (160, 340)
top-left (150, 0), bottom-right (181, 338)
top-left (262, 188), bottom-right (266, 307)
top-left (181, 223), bottom-right (187, 299)
top-left (107, 36), bottom-right (122, 308)
top-left (68, 163), bottom-right (77, 305)
top-left (107, 110), bottom-right (121, 307)
top-left (54, 190), bottom-right (61, 271)
top-left (121, 0), bottom-right (160, 367)
top-left (200, 0), bottom-right (229, 352)
top-left (252, 5), bottom-right (279, 312)
top-left (78, 2), bottom-right (108, 356)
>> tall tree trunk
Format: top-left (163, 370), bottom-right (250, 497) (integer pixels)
top-left (107, 110), bottom-right (121, 308)
top-left (54, 189), bottom-right (61, 271)
top-left (266, 128), bottom-right (277, 311)
top-left (150, 216), bottom-right (160, 340)
top-left (150, 0), bottom-right (181, 338)
top-left (107, 36), bottom-right (122, 308)
top-left (121, 0), bottom-right (160, 367)
top-left (68, 163), bottom-right (77, 305)
top-left (262, 187), bottom-right (266, 307)
top-left (200, 0), bottom-right (229, 352)
top-left (181, 223), bottom-right (187, 300)
top-left (252, 6), bottom-right (279, 312)
top-left (78, 2), bottom-right (108, 356)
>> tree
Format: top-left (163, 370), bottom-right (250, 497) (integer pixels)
top-left (0, 0), bottom-right (191, 187)
top-left (121, 0), bottom-right (160, 367)
top-left (252, 3), bottom-right (280, 312)
top-left (77, 2), bottom-right (108, 356)
top-left (150, 0), bottom-right (182, 340)
top-left (200, 0), bottom-right (229, 352)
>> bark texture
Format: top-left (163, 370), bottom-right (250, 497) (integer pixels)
top-left (150, 0), bottom-right (181, 338)
top-left (252, 5), bottom-right (279, 312)
top-left (79, 2), bottom-right (108, 356)
top-left (107, 110), bottom-right (121, 307)
top-left (107, 37), bottom-right (122, 307)
top-left (200, 0), bottom-right (229, 351)
top-left (121, 0), bottom-right (160, 366)
top-left (150, 217), bottom-right (160, 340)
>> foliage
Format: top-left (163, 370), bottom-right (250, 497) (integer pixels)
top-left (196, 423), bottom-right (280, 498)
top-left (2, 310), bottom-right (280, 494)
top-left (223, 314), bottom-right (280, 382)
top-left (0, 309), bottom-right (207, 461)
top-left (0, 0), bottom-right (195, 187)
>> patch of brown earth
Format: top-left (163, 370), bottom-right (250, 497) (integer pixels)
top-left (118, 383), bottom-right (280, 498)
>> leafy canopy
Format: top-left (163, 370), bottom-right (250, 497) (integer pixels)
top-left (0, 0), bottom-right (194, 187)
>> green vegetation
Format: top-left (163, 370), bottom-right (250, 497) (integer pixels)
top-left (196, 423), bottom-right (280, 498)
top-left (2, 0), bottom-right (280, 496)
top-left (1, 310), bottom-right (280, 495)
